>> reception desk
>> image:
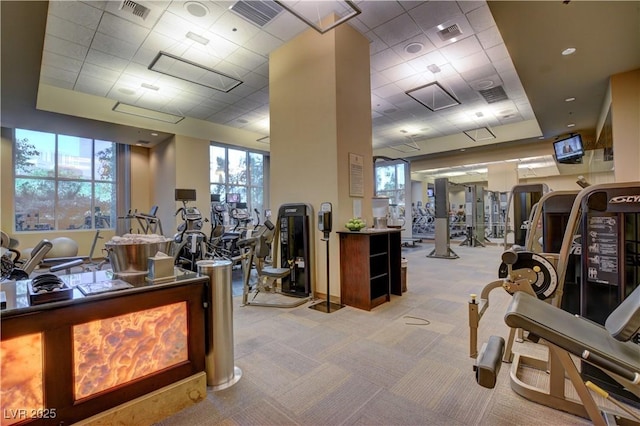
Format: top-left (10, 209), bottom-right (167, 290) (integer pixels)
top-left (0, 269), bottom-right (207, 425)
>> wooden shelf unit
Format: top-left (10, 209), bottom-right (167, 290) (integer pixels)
top-left (338, 229), bottom-right (402, 310)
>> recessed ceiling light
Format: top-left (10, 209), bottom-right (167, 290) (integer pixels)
top-left (476, 80), bottom-right (494, 90)
top-left (151, 133), bottom-right (158, 136)
top-left (565, 97), bottom-right (576, 102)
top-left (460, 148), bottom-right (466, 152)
top-left (567, 123), bottom-right (576, 128)
top-left (538, 136), bottom-right (545, 140)
top-left (562, 47), bottom-right (576, 56)
top-left (404, 42), bottom-right (423, 54)
top-left (186, 31), bottom-right (210, 45)
top-left (141, 82), bottom-right (160, 91)
top-left (184, 1), bottom-right (209, 18)
top-left (136, 143), bottom-right (143, 146)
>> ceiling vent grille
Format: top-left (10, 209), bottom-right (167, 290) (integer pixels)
top-left (230, 0), bottom-right (283, 27)
top-left (479, 85), bottom-right (509, 104)
top-left (437, 24), bottom-right (462, 41)
top-left (119, 0), bottom-right (150, 20)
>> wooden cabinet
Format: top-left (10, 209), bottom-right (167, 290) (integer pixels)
top-left (338, 229), bottom-right (402, 310)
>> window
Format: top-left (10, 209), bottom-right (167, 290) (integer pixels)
top-left (13, 129), bottom-right (117, 232)
top-left (209, 145), bottom-right (266, 222)
top-left (375, 162), bottom-right (406, 206)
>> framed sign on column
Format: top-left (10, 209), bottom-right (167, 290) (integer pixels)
top-left (349, 153), bottom-right (364, 197)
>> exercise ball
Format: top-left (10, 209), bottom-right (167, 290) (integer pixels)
top-left (47, 237), bottom-right (79, 258)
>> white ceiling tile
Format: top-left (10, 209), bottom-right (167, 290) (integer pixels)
top-left (261, 12), bottom-right (307, 40)
top-left (244, 31), bottom-right (284, 56)
top-left (75, 74), bottom-right (113, 96)
top-left (85, 49), bottom-right (130, 73)
top-left (458, 1), bottom-right (485, 14)
top-left (356, 1), bottom-right (405, 29)
top-left (370, 48), bottom-right (404, 72)
top-left (187, 105), bottom-right (217, 120)
top-left (165, 1), bottom-right (226, 31)
top-left (48, 0), bottom-right (103, 29)
top-left (476, 26), bottom-right (502, 50)
top-left (154, 10), bottom-right (197, 40)
top-left (42, 51), bottom-right (84, 73)
top-left (225, 47), bottom-right (267, 71)
top-left (372, 82), bottom-right (403, 99)
top-left (406, 50), bottom-right (448, 73)
top-left (103, 0), bottom-right (169, 29)
top-left (91, 32), bottom-right (140, 60)
top-left (347, 17), bottom-right (371, 34)
top-left (228, 83), bottom-right (258, 98)
top-left (390, 34), bottom-right (436, 62)
top-left (43, 35), bottom-right (89, 61)
top-left (214, 60), bottom-right (250, 80)
top-left (440, 36), bottom-right (483, 62)
top-left (241, 72), bottom-right (269, 90)
top-left (210, 10), bottom-right (261, 45)
top-left (45, 14), bottom-right (95, 47)
top-left (451, 51), bottom-right (491, 77)
top-left (41, 64), bottom-right (78, 84)
top-left (409, 1), bottom-right (462, 32)
top-left (40, 75), bottom-right (75, 90)
top-left (486, 43), bottom-right (510, 63)
top-left (465, 4), bottom-right (494, 33)
top-left (372, 13), bottom-right (421, 48)
top-left (97, 13), bottom-right (150, 46)
top-left (460, 64), bottom-right (499, 85)
top-left (79, 62), bottom-right (121, 83)
top-left (365, 31), bottom-right (389, 56)
top-left (371, 71), bottom-right (392, 90)
top-left (380, 63), bottom-right (419, 85)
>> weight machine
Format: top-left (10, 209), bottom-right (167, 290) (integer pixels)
top-left (469, 182), bottom-right (640, 425)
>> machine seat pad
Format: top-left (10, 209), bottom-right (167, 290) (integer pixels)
top-left (505, 292), bottom-right (640, 376)
top-left (261, 267), bottom-right (290, 278)
top-left (605, 286), bottom-right (640, 342)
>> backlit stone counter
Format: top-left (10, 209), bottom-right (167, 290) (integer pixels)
top-left (0, 269), bottom-right (207, 425)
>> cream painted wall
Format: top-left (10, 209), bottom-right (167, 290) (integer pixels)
top-left (611, 69), bottom-right (640, 182)
top-left (129, 145), bottom-right (152, 230)
top-left (487, 162), bottom-right (518, 193)
top-left (270, 22), bottom-right (372, 300)
top-left (150, 136), bottom-right (177, 238)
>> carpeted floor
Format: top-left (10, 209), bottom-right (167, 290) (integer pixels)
top-left (157, 241), bottom-right (637, 426)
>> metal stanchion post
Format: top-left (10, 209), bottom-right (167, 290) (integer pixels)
top-left (197, 259), bottom-right (242, 390)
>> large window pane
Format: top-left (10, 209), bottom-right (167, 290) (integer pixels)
top-left (227, 186), bottom-right (247, 204)
top-left (14, 178), bottom-right (55, 231)
top-left (58, 135), bottom-right (93, 179)
top-left (95, 140), bottom-right (116, 182)
top-left (249, 153), bottom-right (263, 186)
top-left (58, 181), bottom-right (92, 230)
top-left (14, 129), bottom-right (55, 177)
top-left (95, 182), bottom-right (116, 228)
top-left (250, 187), bottom-right (264, 220)
top-left (227, 149), bottom-right (247, 185)
top-left (210, 146), bottom-right (226, 183)
top-left (13, 129), bottom-right (117, 232)
top-left (376, 165), bottom-right (396, 191)
top-left (210, 184), bottom-right (226, 203)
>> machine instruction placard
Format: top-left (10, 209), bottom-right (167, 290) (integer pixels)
top-left (586, 215), bottom-right (618, 285)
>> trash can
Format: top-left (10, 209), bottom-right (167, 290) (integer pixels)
top-left (401, 257), bottom-right (408, 292)
top-left (197, 259), bottom-right (242, 390)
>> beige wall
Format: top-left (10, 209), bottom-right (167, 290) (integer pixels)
top-left (611, 69), bottom-right (640, 182)
top-left (270, 22), bottom-right (372, 299)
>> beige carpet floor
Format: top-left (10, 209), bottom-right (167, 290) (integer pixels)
top-left (157, 241), bottom-right (638, 425)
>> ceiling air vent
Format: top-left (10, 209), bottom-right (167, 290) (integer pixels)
top-left (230, 0), bottom-right (283, 27)
top-left (437, 24), bottom-right (463, 42)
top-left (119, 0), bottom-right (150, 20)
top-left (479, 85), bottom-right (508, 104)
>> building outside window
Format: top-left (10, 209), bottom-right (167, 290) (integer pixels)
top-left (13, 129), bottom-right (117, 232)
top-left (210, 144), bottom-right (266, 223)
top-left (375, 162), bottom-right (406, 206)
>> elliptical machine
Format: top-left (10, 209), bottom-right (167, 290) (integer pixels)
top-left (173, 189), bottom-right (208, 271)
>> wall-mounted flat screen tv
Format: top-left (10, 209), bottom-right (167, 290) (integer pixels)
top-left (553, 134), bottom-right (584, 164)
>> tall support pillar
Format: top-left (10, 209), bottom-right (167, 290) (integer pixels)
top-left (428, 178), bottom-right (458, 259)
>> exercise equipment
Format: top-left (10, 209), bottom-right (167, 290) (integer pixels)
top-left (277, 203), bottom-right (313, 297)
top-left (459, 185), bottom-right (487, 247)
top-left (504, 183), bottom-right (549, 248)
top-left (118, 205), bottom-right (163, 235)
top-left (471, 182), bottom-right (640, 422)
top-left (173, 189), bottom-right (208, 271)
top-left (238, 220), bottom-right (308, 308)
top-left (427, 178), bottom-right (458, 259)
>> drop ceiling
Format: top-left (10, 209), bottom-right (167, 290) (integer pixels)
top-left (2, 1), bottom-right (639, 177)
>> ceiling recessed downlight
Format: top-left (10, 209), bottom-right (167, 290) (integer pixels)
top-left (561, 47), bottom-right (576, 56)
top-left (404, 42), bottom-right (423, 54)
top-left (567, 123), bottom-right (576, 128)
top-left (565, 97), bottom-right (576, 102)
top-left (118, 87), bottom-right (136, 95)
top-left (184, 1), bottom-right (209, 17)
